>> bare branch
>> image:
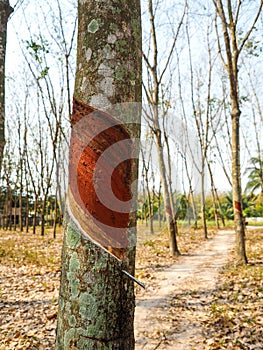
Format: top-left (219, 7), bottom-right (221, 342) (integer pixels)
top-left (214, 12), bottom-right (228, 69)
top-left (214, 0), bottom-right (233, 75)
top-left (234, 0), bottom-right (242, 23)
top-left (158, 1), bottom-right (187, 84)
top-left (142, 51), bottom-right (153, 72)
top-left (148, 0), bottom-right (158, 73)
top-left (238, 1), bottom-right (263, 55)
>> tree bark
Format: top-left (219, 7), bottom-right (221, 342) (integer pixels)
top-left (214, 187), bottom-right (225, 227)
top-left (200, 161), bottom-right (208, 239)
top-left (155, 128), bottom-right (180, 256)
top-left (40, 195), bottom-right (46, 236)
top-left (32, 195), bottom-right (38, 234)
top-left (53, 189), bottom-right (58, 239)
top-left (0, 0), bottom-right (13, 170)
top-left (141, 146), bottom-right (154, 233)
top-left (56, 0), bottom-right (142, 349)
top-left (25, 192), bottom-right (29, 233)
top-left (142, 0), bottom-right (186, 256)
top-left (212, 0), bottom-right (263, 264)
top-left (13, 191), bottom-right (17, 231)
top-left (207, 161), bottom-right (220, 229)
top-left (232, 112), bottom-right (247, 264)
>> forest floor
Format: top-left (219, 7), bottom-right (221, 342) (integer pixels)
top-left (0, 224), bottom-right (262, 349)
top-left (134, 228), bottom-right (235, 349)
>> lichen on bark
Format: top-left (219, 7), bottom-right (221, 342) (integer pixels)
top-left (75, 0), bottom-right (141, 109)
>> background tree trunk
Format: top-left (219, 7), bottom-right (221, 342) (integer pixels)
top-left (213, 0), bottom-right (262, 264)
top-left (0, 0), bottom-right (13, 170)
top-left (56, 0), bottom-right (142, 349)
top-left (232, 112), bottom-right (247, 263)
top-left (142, 0), bottom-right (186, 256)
top-left (141, 144), bottom-right (154, 233)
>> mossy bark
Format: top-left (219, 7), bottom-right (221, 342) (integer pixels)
top-left (56, 218), bottom-right (137, 349)
top-left (0, 0), bottom-right (13, 170)
top-left (56, 0), bottom-right (141, 349)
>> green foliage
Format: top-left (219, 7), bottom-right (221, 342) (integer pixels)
top-left (25, 35), bottom-right (50, 80)
top-left (137, 193), bottom-right (162, 221)
top-left (217, 192), bottom-right (234, 220)
top-left (25, 35), bottom-right (50, 64)
top-left (137, 192), bottom-right (195, 222)
top-left (207, 191), bottom-right (263, 220)
top-left (175, 193), bottom-right (191, 220)
top-left (138, 189), bottom-right (263, 224)
top-left (39, 66), bottom-right (50, 79)
top-left (245, 155), bottom-right (263, 196)
top-left (243, 194), bottom-right (263, 218)
top-left (244, 35), bottom-right (263, 57)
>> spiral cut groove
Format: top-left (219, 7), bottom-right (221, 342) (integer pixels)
top-left (68, 97), bottom-right (133, 260)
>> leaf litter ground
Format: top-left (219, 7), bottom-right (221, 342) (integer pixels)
top-left (0, 224), bottom-right (262, 349)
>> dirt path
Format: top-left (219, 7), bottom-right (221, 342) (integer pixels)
top-left (134, 229), bottom-right (236, 350)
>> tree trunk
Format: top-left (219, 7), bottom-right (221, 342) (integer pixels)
top-left (158, 182), bottom-right (162, 229)
top-left (8, 189), bottom-right (11, 230)
top-left (212, 0), bottom-right (261, 264)
top-left (53, 190), bottom-right (58, 239)
top-left (155, 129), bottom-right (180, 256)
top-left (164, 131), bottom-right (179, 239)
top-left (146, 184), bottom-right (154, 234)
top-left (214, 187), bottom-right (225, 227)
top-left (19, 181), bottom-right (23, 232)
top-left (3, 185), bottom-right (8, 230)
top-left (189, 188), bottom-right (198, 229)
top-left (25, 193), bottom-right (29, 233)
top-left (40, 206), bottom-right (45, 236)
top-left (13, 194), bottom-right (17, 231)
top-left (41, 194), bottom-right (48, 236)
top-left (0, 0), bottom-right (13, 170)
top-left (141, 149), bottom-right (154, 233)
top-left (211, 186), bottom-right (220, 229)
top-left (207, 161), bottom-right (220, 229)
top-left (200, 164), bottom-right (208, 239)
top-left (56, 0), bottom-right (142, 349)
top-left (33, 195), bottom-right (38, 234)
top-left (232, 112), bottom-right (247, 264)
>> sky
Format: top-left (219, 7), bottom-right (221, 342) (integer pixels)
top-left (4, 0), bottom-right (263, 195)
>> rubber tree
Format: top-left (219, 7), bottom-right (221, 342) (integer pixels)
top-left (141, 140), bottom-right (155, 234)
top-left (213, 0), bottom-right (263, 264)
top-left (56, 0), bottom-right (142, 349)
top-left (142, 0), bottom-right (187, 256)
top-left (0, 0), bottom-right (13, 170)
